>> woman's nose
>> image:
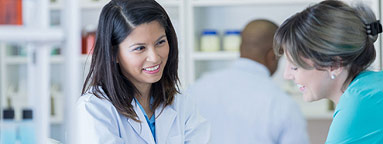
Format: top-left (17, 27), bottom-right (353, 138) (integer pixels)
top-left (146, 47), bottom-right (160, 62)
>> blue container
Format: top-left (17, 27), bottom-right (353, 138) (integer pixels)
top-left (1, 109), bottom-right (17, 144)
top-left (19, 109), bottom-right (36, 144)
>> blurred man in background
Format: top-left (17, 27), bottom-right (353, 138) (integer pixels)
top-left (186, 19), bottom-right (309, 144)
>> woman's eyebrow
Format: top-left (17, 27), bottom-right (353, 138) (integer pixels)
top-left (155, 35), bottom-right (166, 42)
top-left (129, 42), bottom-right (146, 48)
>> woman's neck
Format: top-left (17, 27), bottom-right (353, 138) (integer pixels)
top-left (328, 70), bottom-right (350, 105)
top-left (135, 83), bottom-right (151, 105)
top-left (134, 83), bottom-right (153, 117)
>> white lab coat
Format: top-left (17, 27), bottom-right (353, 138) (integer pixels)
top-left (186, 58), bottom-right (309, 144)
top-left (76, 88), bottom-right (210, 144)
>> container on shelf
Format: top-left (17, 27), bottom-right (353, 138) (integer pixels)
top-left (223, 30), bottom-right (241, 52)
top-left (82, 25), bottom-right (97, 55)
top-left (200, 29), bottom-right (220, 52)
top-left (1, 108), bottom-right (17, 144)
top-left (51, 46), bottom-right (61, 56)
top-left (0, 0), bottom-right (23, 25)
top-left (6, 44), bottom-right (26, 56)
top-left (19, 109), bottom-right (36, 144)
top-left (50, 84), bottom-right (61, 117)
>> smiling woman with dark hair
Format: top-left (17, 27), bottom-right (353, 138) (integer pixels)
top-left (76, 0), bottom-right (210, 143)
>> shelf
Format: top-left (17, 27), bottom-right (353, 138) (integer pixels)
top-left (4, 55), bottom-right (90, 65)
top-left (193, 51), bottom-right (239, 60)
top-left (50, 117), bottom-right (63, 125)
top-left (191, 0), bottom-right (317, 7)
top-left (0, 27), bottom-right (64, 43)
top-left (5, 56), bottom-right (63, 65)
top-left (49, 3), bottom-right (62, 10)
top-left (4, 56), bottom-right (27, 64)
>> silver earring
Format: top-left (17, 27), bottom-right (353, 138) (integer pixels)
top-left (331, 74), bottom-right (336, 80)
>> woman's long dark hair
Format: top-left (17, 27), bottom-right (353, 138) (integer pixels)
top-left (81, 0), bottom-right (180, 121)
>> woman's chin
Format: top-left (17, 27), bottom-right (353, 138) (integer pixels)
top-left (303, 95), bottom-right (318, 102)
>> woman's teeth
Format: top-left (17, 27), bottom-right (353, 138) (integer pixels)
top-left (144, 65), bottom-right (159, 71)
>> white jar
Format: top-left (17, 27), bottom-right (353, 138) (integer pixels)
top-left (223, 30), bottom-right (241, 52)
top-left (200, 30), bottom-right (220, 52)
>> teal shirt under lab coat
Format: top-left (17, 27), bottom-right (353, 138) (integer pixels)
top-left (326, 71), bottom-right (383, 143)
top-left (135, 98), bottom-right (156, 142)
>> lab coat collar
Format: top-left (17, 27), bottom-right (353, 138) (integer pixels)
top-left (128, 100), bottom-right (156, 144)
top-left (155, 103), bottom-right (177, 144)
top-left (127, 100), bottom-right (177, 144)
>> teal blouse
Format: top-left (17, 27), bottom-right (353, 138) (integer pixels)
top-left (326, 71), bottom-right (383, 143)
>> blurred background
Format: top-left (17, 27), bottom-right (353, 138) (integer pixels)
top-left (0, 0), bottom-right (381, 143)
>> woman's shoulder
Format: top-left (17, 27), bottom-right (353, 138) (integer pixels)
top-left (355, 70), bottom-right (383, 80)
top-left (330, 71), bottom-right (383, 143)
top-left (341, 71), bottom-right (383, 105)
top-left (171, 92), bottom-right (194, 106)
top-left (349, 71), bottom-right (383, 91)
top-left (163, 92), bottom-right (196, 115)
top-left (78, 92), bottom-right (109, 105)
top-left (77, 87), bottom-right (116, 113)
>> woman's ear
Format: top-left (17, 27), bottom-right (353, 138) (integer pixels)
top-left (327, 66), bottom-right (343, 79)
top-left (327, 57), bottom-right (343, 79)
top-left (116, 55), bottom-right (119, 64)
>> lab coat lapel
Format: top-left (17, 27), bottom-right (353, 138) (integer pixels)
top-left (127, 100), bottom-right (156, 144)
top-left (155, 104), bottom-right (177, 143)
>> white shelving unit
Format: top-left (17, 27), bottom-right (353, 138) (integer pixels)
top-left (0, 0), bottom-right (80, 143)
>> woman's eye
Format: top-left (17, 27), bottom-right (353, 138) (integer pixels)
top-left (156, 40), bottom-right (166, 45)
top-left (133, 46), bottom-right (145, 51)
top-left (291, 67), bottom-right (298, 70)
